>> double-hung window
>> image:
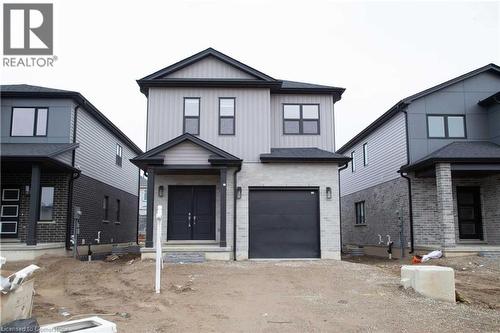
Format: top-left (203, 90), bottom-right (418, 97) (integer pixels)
top-left (219, 98), bottom-right (235, 135)
top-left (11, 107), bottom-right (48, 136)
top-left (427, 115), bottom-right (466, 138)
top-left (283, 104), bottom-right (320, 134)
top-left (351, 151), bottom-right (356, 172)
top-left (184, 98), bottom-right (200, 135)
top-left (363, 143), bottom-right (368, 166)
top-left (116, 144), bottom-right (123, 167)
top-left (355, 201), bottom-right (366, 225)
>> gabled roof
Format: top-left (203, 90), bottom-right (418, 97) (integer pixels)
top-left (140, 48), bottom-right (276, 82)
top-left (260, 147), bottom-right (350, 164)
top-left (1, 84), bottom-right (142, 154)
top-left (399, 141), bottom-right (500, 172)
top-left (131, 133), bottom-right (242, 169)
top-left (137, 48), bottom-right (345, 98)
top-left (337, 63), bottom-right (500, 154)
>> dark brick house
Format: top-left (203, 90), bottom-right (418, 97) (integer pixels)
top-left (0, 85), bottom-right (142, 260)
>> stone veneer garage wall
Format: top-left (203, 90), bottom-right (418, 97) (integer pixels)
top-left (341, 177), bottom-right (411, 249)
top-left (235, 163), bottom-right (341, 260)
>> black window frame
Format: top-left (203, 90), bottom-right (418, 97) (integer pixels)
top-left (116, 143), bottom-right (123, 167)
top-left (283, 103), bottom-right (320, 135)
top-left (363, 143), bottom-right (368, 166)
top-left (183, 97), bottom-right (201, 135)
top-left (426, 114), bottom-right (466, 139)
top-left (39, 186), bottom-right (55, 221)
top-left (355, 201), bottom-right (366, 225)
top-left (115, 199), bottom-right (121, 223)
top-left (10, 107), bottom-right (49, 137)
top-left (103, 196), bottom-right (109, 221)
top-left (218, 97), bottom-right (236, 135)
top-left (351, 151), bottom-right (356, 172)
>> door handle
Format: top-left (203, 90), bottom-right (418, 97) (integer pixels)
top-left (188, 212), bottom-right (192, 228)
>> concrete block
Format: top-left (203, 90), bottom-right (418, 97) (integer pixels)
top-left (401, 265), bottom-right (455, 303)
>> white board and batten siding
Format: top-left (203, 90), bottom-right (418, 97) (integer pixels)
top-left (147, 87), bottom-right (271, 162)
top-left (163, 56), bottom-right (256, 79)
top-left (74, 108), bottom-right (139, 195)
top-left (340, 112), bottom-right (407, 197)
top-left (270, 94), bottom-right (336, 152)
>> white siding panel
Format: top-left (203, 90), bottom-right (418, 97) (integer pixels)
top-left (147, 88), bottom-right (271, 162)
top-left (164, 56), bottom-right (256, 79)
top-left (270, 94), bottom-right (335, 151)
top-left (340, 112), bottom-right (407, 196)
top-left (74, 108), bottom-right (139, 195)
top-left (162, 141), bottom-right (212, 164)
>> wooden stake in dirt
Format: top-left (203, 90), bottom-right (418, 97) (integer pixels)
top-left (155, 205), bottom-right (163, 294)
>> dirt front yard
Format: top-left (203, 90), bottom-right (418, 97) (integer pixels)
top-left (2, 256), bottom-right (500, 332)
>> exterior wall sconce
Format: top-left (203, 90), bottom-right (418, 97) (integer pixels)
top-left (158, 185), bottom-right (164, 198)
top-left (236, 186), bottom-right (242, 199)
top-left (326, 187), bottom-right (332, 199)
top-left (25, 185), bottom-right (30, 195)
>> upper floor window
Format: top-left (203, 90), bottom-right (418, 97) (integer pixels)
top-left (11, 107), bottom-right (48, 137)
top-left (219, 98), bottom-right (235, 135)
top-left (184, 98), bottom-right (200, 135)
top-left (363, 143), bottom-right (368, 166)
top-left (116, 144), bottom-right (123, 167)
top-left (427, 115), bottom-right (466, 138)
top-left (283, 104), bottom-right (320, 135)
top-left (351, 151), bottom-right (356, 172)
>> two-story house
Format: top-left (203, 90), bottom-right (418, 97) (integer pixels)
top-left (0, 85), bottom-right (142, 260)
top-left (132, 48), bottom-right (349, 261)
top-left (338, 64), bottom-right (500, 257)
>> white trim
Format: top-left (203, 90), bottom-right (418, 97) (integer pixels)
top-left (1, 205), bottom-right (19, 217)
top-left (0, 221), bottom-right (18, 234)
top-left (2, 189), bottom-right (20, 201)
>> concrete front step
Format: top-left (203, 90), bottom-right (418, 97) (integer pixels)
top-left (479, 251), bottom-right (500, 258)
top-left (164, 251), bottom-right (206, 263)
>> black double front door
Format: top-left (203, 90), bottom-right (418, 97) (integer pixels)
top-left (167, 186), bottom-right (216, 240)
top-left (457, 186), bottom-right (483, 240)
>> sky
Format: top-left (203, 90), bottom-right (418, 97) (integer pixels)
top-left (2, 0), bottom-right (499, 151)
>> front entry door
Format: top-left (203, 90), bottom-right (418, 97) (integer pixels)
top-left (167, 186), bottom-right (216, 240)
top-left (457, 187), bottom-right (483, 240)
top-left (1, 188), bottom-right (20, 238)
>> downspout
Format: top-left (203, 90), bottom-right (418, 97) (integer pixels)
top-left (337, 162), bottom-right (349, 253)
top-left (400, 109), bottom-right (415, 254)
top-left (66, 105), bottom-right (80, 250)
top-left (233, 164), bottom-right (242, 261)
top-left (135, 172), bottom-right (141, 245)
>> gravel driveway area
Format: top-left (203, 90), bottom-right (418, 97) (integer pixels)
top-left (3, 256), bottom-right (500, 332)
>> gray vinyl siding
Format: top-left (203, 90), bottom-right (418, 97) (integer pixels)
top-left (406, 71), bottom-right (500, 163)
top-left (54, 150), bottom-right (73, 165)
top-left (488, 105), bottom-right (500, 145)
top-left (147, 87), bottom-right (271, 162)
top-left (270, 94), bottom-right (335, 151)
top-left (0, 98), bottom-right (73, 144)
top-left (74, 107), bottom-right (138, 195)
top-left (340, 112), bottom-right (407, 197)
top-left (162, 141), bottom-right (212, 164)
top-left (163, 56), bottom-right (256, 79)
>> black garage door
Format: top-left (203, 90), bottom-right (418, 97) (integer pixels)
top-left (249, 188), bottom-right (320, 259)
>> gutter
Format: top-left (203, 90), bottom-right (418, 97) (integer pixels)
top-left (233, 165), bottom-right (242, 261)
top-left (400, 109), bottom-right (415, 254)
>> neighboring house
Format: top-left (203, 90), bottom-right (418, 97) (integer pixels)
top-left (138, 175), bottom-right (147, 242)
top-left (0, 85), bottom-right (142, 260)
top-left (338, 64), bottom-right (500, 257)
top-left (132, 48), bottom-right (349, 261)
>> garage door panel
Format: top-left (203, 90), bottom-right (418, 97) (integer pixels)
top-left (249, 189), bottom-right (320, 259)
